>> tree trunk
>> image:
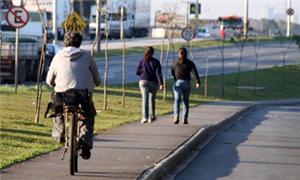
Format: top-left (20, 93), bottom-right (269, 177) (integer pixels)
top-left (220, 37), bottom-right (225, 98)
top-left (204, 49), bottom-right (209, 97)
top-left (103, 33), bottom-right (109, 110)
top-left (253, 39), bottom-right (259, 96)
top-left (163, 39), bottom-right (170, 101)
top-left (235, 40), bottom-right (245, 97)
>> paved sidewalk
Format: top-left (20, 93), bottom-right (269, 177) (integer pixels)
top-left (0, 101), bottom-right (252, 180)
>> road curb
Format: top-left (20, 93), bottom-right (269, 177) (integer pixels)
top-left (137, 103), bottom-right (257, 180)
top-left (214, 103), bottom-right (258, 131)
top-left (137, 125), bottom-right (216, 180)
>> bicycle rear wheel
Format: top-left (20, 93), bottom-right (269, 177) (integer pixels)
top-left (68, 112), bottom-right (78, 175)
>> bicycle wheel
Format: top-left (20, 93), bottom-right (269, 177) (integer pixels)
top-left (68, 112), bottom-right (78, 175)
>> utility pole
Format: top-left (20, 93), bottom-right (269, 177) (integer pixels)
top-left (52, 0), bottom-right (57, 44)
top-left (243, 0), bottom-right (249, 39)
top-left (287, 0), bottom-right (292, 37)
top-left (186, 2), bottom-right (189, 26)
top-left (96, 0), bottom-right (101, 52)
top-left (195, 0), bottom-right (199, 30)
top-left (120, 6), bottom-right (126, 107)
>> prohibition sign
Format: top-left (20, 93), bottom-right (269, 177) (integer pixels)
top-left (5, 6), bottom-right (29, 28)
top-left (182, 26), bottom-right (195, 41)
top-left (286, 8), bottom-right (295, 16)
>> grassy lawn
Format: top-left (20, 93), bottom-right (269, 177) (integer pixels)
top-left (0, 64), bottom-right (299, 169)
top-left (92, 37), bottom-right (274, 59)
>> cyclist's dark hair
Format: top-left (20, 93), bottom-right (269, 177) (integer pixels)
top-left (64, 31), bottom-right (82, 48)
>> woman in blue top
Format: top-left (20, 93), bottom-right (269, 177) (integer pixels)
top-left (136, 46), bottom-right (163, 123)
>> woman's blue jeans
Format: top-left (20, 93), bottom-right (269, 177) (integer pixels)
top-left (173, 80), bottom-right (191, 120)
top-left (139, 80), bottom-right (158, 120)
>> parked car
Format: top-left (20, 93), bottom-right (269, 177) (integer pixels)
top-left (46, 43), bottom-right (61, 57)
top-left (44, 44), bottom-right (62, 79)
top-left (196, 28), bottom-right (210, 38)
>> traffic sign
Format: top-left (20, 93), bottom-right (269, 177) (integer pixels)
top-left (286, 8), bottom-right (295, 16)
top-left (190, 3), bottom-right (201, 14)
top-left (5, 6), bottom-right (29, 29)
top-left (182, 27), bottom-right (195, 41)
top-left (64, 12), bottom-right (87, 32)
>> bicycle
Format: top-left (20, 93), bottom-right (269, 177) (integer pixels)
top-left (59, 90), bottom-right (89, 175)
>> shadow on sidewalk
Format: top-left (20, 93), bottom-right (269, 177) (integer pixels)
top-left (175, 105), bottom-right (300, 180)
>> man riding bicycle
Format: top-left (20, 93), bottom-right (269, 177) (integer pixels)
top-left (46, 31), bottom-right (101, 160)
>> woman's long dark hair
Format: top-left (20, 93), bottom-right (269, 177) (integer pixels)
top-left (144, 46), bottom-right (154, 61)
top-left (178, 47), bottom-right (187, 64)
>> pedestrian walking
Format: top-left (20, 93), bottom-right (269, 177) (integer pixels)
top-left (171, 47), bottom-right (201, 124)
top-left (136, 46), bottom-right (163, 123)
top-left (46, 31), bottom-right (101, 159)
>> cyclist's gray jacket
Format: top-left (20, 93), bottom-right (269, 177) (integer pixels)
top-left (46, 47), bottom-right (101, 92)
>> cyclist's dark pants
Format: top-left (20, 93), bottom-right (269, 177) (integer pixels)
top-left (52, 102), bottom-right (96, 149)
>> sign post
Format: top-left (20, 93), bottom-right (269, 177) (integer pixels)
top-left (5, 6), bottom-right (29, 93)
top-left (286, 6), bottom-right (294, 37)
top-left (15, 29), bottom-right (19, 94)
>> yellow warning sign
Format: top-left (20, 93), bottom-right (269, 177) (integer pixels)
top-left (64, 12), bottom-right (87, 32)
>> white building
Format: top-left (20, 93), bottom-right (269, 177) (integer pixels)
top-left (12, 0), bottom-right (70, 27)
top-left (150, 0), bottom-right (199, 28)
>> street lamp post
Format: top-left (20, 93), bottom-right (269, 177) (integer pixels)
top-left (195, 0), bottom-right (199, 30)
top-left (243, 0), bottom-right (249, 39)
top-left (96, 0), bottom-right (101, 52)
top-left (287, 0), bottom-right (292, 37)
top-left (186, 2), bottom-right (189, 26)
top-left (53, 0), bottom-right (57, 44)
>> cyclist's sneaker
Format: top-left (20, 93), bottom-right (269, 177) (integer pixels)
top-left (80, 144), bottom-right (91, 160)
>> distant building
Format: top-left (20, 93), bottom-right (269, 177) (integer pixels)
top-left (150, 0), bottom-right (199, 28)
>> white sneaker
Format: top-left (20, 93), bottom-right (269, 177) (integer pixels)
top-left (141, 118), bottom-right (148, 123)
top-left (147, 118), bottom-right (152, 123)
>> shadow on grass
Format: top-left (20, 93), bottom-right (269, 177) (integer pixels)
top-left (1, 128), bottom-right (51, 137)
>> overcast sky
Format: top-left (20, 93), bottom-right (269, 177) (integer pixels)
top-left (199, 0), bottom-right (300, 23)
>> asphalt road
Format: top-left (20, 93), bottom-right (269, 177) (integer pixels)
top-left (93, 41), bottom-right (300, 85)
top-left (171, 104), bottom-right (300, 180)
